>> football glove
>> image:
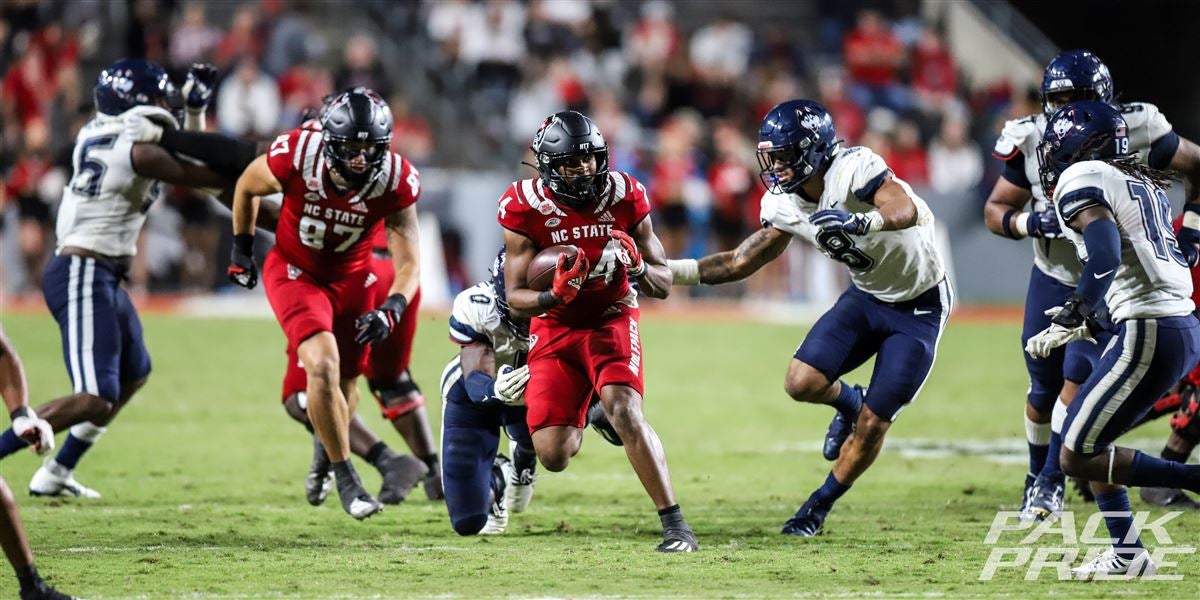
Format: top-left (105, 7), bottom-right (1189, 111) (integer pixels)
top-left (11, 407), bottom-right (54, 456)
top-left (550, 250), bottom-right (590, 305)
top-left (493, 364), bottom-right (530, 405)
top-left (123, 114), bottom-right (163, 143)
top-left (227, 234), bottom-right (258, 289)
top-left (810, 209), bottom-right (884, 235)
top-left (1026, 208), bottom-right (1064, 239)
top-left (355, 293), bottom-right (408, 346)
top-left (1025, 297), bottom-right (1101, 359)
top-left (1178, 205), bottom-right (1200, 267)
top-left (610, 230), bottom-right (646, 276)
top-left (183, 63), bottom-right (218, 111)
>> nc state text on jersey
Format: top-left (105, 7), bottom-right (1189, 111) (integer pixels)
top-left (549, 223), bottom-right (613, 244)
top-left (302, 202), bottom-right (367, 226)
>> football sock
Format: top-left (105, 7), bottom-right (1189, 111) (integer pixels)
top-left (831, 381), bottom-right (862, 416)
top-left (15, 564), bottom-right (39, 592)
top-left (658, 504), bottom-right (689, 530)
top-left (811, 471), bottom-right (851, 508)
top-left (420, 452), bottom-right (440, 473)
top-left (0, 429), bottom-right (31, 460)
top-left (1129, 450), bottom-right (1200, 491)
top-left (1162, 446), bottom-right (1189, 463)
top-left (55, 422), bottom-right (106, 470)
top-left (1024, 412), bottom-right (1050, 475)
top-left (1094, 488), bottom-right (1143, 559)
top-left (1039, 400), bottom-right (1068, 482)
top-left (365, 441), bottom-right (398, 472)
top-left (330, 461), bottom-right (358, 488)
top-left (512, 443), bottom-right (537, 477)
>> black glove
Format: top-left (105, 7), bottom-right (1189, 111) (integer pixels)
top-left (1027, 208), bottom-right (1063, 239)
top-left (227, 233), bottom-right (258, 289)
top-left (1050, 296), bottom-right (1104, 336)
top-left (183, 63), bottom-right (218, 111)
top-left (355, 293), bottom-right (408, 346)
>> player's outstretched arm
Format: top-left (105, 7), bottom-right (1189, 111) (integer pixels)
top-left (130, 143), bottom-right (233, 189)
top-left (618, 216), bottom-right (672, 299)
top-left (231, 154), bottom-right (281, 237)
top-left (669, 226), bottom-right (792, 285)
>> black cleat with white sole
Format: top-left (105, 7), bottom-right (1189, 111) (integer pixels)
top-left (656, 527), bottom-right (698, 552)
top-left (781, 498), bottom-right (830, 537)
top-left (334, 462), bottom-right (383, 520)
top-left (1139, 486), bottom-right (1200, 509)
top-left (305, 437), bottom-right (333, 506)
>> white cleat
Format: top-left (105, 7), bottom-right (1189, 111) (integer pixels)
top-left (1072, 548), bottom-right (1157, 580)
top-left (29, 460), bottom-right (101, 499)
top-left (480, 456), bottom-right (513, 534)
top-left (506, 466), bottom-right (536, 513)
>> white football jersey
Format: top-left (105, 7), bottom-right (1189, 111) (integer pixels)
top-left (759, 146), bottom-right (944, 303)
top-left (440, 281), bottom-right (530, 404)
top-left (993, 102), bottom-right (1174, 286)
top-left (1054, 160), bottom-right (1194, 321)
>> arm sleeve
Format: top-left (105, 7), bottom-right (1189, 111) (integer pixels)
top-left (1073, 218), bottom-right (1121, 307)
top-left (464, 371), bottom-right (496, 403)
top-left (158, 129), bottom-right (259, 182)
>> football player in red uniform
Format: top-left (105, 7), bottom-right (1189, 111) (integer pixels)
top-left (498, 111), bottom-right (698, 552)
top-left (228, 89), bottom-right (421, 520)
top-left (122, 100), bottom-right (443, 505)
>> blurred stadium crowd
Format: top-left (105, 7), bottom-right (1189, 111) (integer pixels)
top-left (0, 0), bottom-right (1034, 299)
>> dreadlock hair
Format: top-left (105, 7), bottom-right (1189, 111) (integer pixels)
top-left (1106, 156), bottom-right (1179, 190)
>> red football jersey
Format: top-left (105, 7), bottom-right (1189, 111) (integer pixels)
top-left (498, 172), bottom-right (651, 325)
top-left (265, 127), bottom-right (419, 282)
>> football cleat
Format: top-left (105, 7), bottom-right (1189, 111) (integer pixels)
top-left (305, 437), bottom-right (333, 506)
top-left (19, 579), bottom-right (75, 600)
top-left (656, 527), bottom-right (699, 553)
top-left (506, 464), bottom-right (536, 513)
top-left (29, 461), bottom-right (101, 499)
top-left (1026, 475), bottom-right (1065, 522)
top-left (781, 498), bottom-right (830, 537)
top-left (335, 467), bottom-right (382, 520)
top-left (587, 399), bottom-right (623, 446)
top-left (1018, 472), bottom-right (1037, 520)
top-left (1072, 548), bottom-right (1157, 580)
top-left (1139, 486), bottom-right (1200, 509)
top-left (378, 455), bottom-right (430, 505)
top-left (480, 455), bottom-right (513, 534)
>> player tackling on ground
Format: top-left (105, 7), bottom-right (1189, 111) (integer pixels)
top-left (499, 111), bottom-right (697, 552)
top-left (668, 100), bottom-right (951, 537)
top-left (1026, 101), bottom-right (1200, 578)
top-left (229, 88), bottom-right (421, 520)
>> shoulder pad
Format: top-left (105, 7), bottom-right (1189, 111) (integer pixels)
top-left (124, 105), bottom-right (180, 131)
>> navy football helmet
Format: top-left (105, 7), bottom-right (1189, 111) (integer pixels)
top-left (1040, 50), bottom-right (1113, 117)
top-left (531, 111), bottom-right (610, 209)
top-left (1036, 101), bottom-right (1129, 194)
top-left (490, 245), bottom-right (529, 340)
top-left (756, 100), bottom-right (839, 194)
top-left (93, 58), bottom-right (179, 117)
top-left (321, 88), bottom-right (393, 188)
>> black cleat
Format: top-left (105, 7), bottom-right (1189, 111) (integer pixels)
top-left (335, 465), bottom-right (383, 520)
top-left (656, 527), bottom-right (699, 552)
top-left (587, 399), bottom-right (623, 446)
top-left (781, 497), bottom-right (830, 537)
top-left (1027, 475), bottom-right (1065, 522)
top-left (20, 579), bottom-right (75, 600)
top-left (1139, 487), bottom-right (1200, 509)
top-left (1018, 472), bottom-right (1036, 514)
top-left (423, 463), bottom-right (445, 501)
top-left (377, 455), bottom-right (430, 505)
top-left (305, 437), bottom-right (333, 506)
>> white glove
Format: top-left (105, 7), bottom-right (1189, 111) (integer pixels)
top-left (123, 114), bottom-right (164, 143)
top-left (1025, 308), bottom-right (1098, 359)
top-left (494, 364), bottom-right (531, 405)
top-left (12, 408), bottom-right (55, 456)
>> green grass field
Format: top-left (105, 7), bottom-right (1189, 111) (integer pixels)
top-left (0, 310), bottom-right (1196, 599)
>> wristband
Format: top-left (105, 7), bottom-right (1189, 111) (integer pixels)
top-left (10, 406), bottom-right (29, 420)
top-left (667, 259), bottom-right (700, 285)
top-left (233, 233), bottom-right (255, 256)
top-left (537, 290), bottom-right (558, 309)
top-left (628, 261), bottom-right (647, 277)
top-left (1014, 212), bottom-right (1031, 238)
